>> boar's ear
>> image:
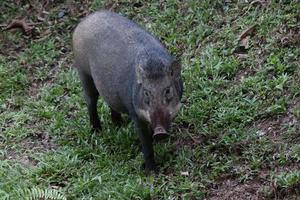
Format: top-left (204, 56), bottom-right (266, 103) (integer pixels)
top-left (170, 58), bottom-right (181, 77)
top-left (136, 65), bottom-right (146, 84)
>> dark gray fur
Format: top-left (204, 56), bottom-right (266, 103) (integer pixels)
top-left (73, 11), bottom-right (183, 172)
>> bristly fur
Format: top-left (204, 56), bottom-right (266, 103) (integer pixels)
top-left (136, 48), bottom-right (172, 80)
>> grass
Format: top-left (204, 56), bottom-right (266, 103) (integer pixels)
top-left (0, 0), bottom-right (299, 199)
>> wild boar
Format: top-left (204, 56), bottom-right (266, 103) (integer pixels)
top-left (72, 10), bottom-right (183, 172)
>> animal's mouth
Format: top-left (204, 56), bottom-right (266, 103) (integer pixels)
top-left (153, 126), bottom-right (169, 141)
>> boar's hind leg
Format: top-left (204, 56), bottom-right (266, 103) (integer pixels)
top-left (79, 71), bottom-right (101, 132)
top-left (110, 108), bottom-right (123, 127)
top-left (134, 119), bottom-right (157, 173)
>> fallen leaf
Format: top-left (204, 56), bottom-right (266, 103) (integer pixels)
top-left (37, 15), bottom-right (45, 22)
top-left (236, 24), bottom-right (257, 52)
top-left (43, 0), bottom-right (50, 9)
top-left (240, 35), bottom-right (251, 49)
top-left (5, 18), bottom-right (35, 36)
top-left (181, 171), bottom-right (189, 176)
top-left (35, 29), bottom-right (51, 42)
top-left (238, 24), bottom-right (257, 40)
top-left (250, 0), bottom-right (268, 8)
top-left (236, 53), bottom-right (249, 59)
top-left (37, 11), bottom-right (49, 22)
top-left (256, 130), bottom-right (266, 137)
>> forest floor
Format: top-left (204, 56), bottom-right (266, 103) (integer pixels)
top-left (1, 0), bottom-right (300, 199)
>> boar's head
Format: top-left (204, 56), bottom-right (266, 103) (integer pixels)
top-left (133, 52), bottom-right (183, 141)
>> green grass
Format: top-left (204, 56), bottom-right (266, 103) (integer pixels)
top-left (0, 0), bottom-right (299, 199)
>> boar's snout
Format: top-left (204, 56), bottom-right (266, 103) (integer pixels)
top-left (153, 126), bottom-right (169, 141)
top-left (150, 106), bottom-right (171, 141)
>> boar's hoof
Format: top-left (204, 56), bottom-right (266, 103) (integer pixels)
top-left (91, 125), bottom-right (102, 133)
top-left (142, 162), bottom-right (159, 174)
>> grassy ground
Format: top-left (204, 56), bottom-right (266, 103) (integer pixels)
top-left (1, 0), bottom-right (300, 199)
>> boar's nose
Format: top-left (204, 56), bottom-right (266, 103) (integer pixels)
top-left (153, 126), bottom-right (169, 141)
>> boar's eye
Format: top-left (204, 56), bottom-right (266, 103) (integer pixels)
top-left (170, 69), bottom-right (174, 77)
top-left (143, 89), bottom-right (151, 105)
top-left (165, 87), bottom-right (171, 95)
top-left (143, 89), bottom-right (150, 97)
top-left (164, 86), bottom-right (173, 102)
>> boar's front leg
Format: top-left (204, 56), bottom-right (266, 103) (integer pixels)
top-left (134, 119), bottom-right (157, 173)
top-left (110, 108), bottom-right (123, 127)
top-left (78, 70), bottom-right (102, 132)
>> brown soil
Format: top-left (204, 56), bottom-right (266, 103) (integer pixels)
top-left (206, 179), bottom-right (265, 200)
top-left (204, 97), bottom-right (299, 200)
top-left (234, 67), bottom-right (256, 83)
top-left (5, 132), bottom-right (56, 166)
top-left (253, 99), bottom-right (299, 142)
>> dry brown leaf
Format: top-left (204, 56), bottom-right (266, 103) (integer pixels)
top-left (37, 11), bottom-right (49, 22)
top-left (237, 24), bottom-right (257, 51)
top-left (250, 0), bottom-right (268, 8)
top-left (238, 24), bottom-right (257, 40)
top-left (35, 29), bottom-right (51, 42)
top-left (5, 18), bottom-right (35, 36)
top-left (37, 15), bottom-right (45, 22)
top-left (240, 35), bottom-right (251, 49)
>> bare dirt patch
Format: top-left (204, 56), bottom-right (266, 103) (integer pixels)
top-left (205, 98), bottom-right (300, 200)
top-left (207, 162), bottom-right (299, 199)
top-left (274, 26), bottom-right (300, 48)
top-left (234, 67), bottom-right (256, 83)
top-left (253, 99), bottom-right (299, 142)
top-left (206, 178), bottom-right (266, 200)
top-left (5, 132), bottom-right (56, 166)
top-left (207, 163), bottom-right (300, 200)
top-left (260, 164), bottom-right (300, 200)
